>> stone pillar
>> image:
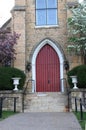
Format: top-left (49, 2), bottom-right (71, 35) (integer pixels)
top-left (11, 0), bottom-right (26, 72)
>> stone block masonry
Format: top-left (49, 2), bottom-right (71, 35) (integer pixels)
top-left (0, 91), bottom-right (23, 112)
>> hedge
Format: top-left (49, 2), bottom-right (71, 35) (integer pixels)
top-left (0, 67), bottom-right (26, 90)
top-left (67, 65), bottom-right (86, 88)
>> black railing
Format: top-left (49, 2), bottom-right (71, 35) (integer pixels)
top-left (0, 97), bottom-right (18, 118)
top-left (22, 79), bottom-right (29, 112)
top-left (22, 79), bottom-right (35, 112)
top-left (61, 78), bottom-right (71, 111)
top-left (72, 96), bottom-right (86, 120)
top-left (67, 89), bottom-right (71, 111)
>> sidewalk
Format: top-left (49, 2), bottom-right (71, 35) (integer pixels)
top-left (0, 112), bottom-right (82, 130)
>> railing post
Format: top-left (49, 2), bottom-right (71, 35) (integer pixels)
top-left (68, 92), bottom-right (70, 111)
top-left (80, 98), bottom-right (83, 120)
top-left (0, 97), bottom-right (3, 118)
top-left (22, 94), bottom-right (24, 113)
top-left (14, 97), bottom-right (17, 113)
top-left (75, 97), bottom-right (77, 112)
top-left (67, 90), bottom-right (71, 111)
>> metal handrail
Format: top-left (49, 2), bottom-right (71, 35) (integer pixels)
top-left (61, 78), bottom-right (71, 111)
top-left (22, 79), bottom-right (35, 112)
top-left (60, 78), bottom-right (68, 90)
top-left (0, 97), bottom-right (18, 118)
top-left (72, 96), bottom-right (86, 120)
top-left (22, 79), bottom-right (29, 112)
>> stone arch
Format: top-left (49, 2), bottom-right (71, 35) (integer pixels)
top-left (31, 39), bottom-right (65, 92)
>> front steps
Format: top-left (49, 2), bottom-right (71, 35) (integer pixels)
top-left (24, 92), bottom-right (68, 112)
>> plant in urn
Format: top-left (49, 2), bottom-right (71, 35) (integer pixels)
top-left (12, 77), bottom-right (21, 91)
top-left (70, 76), bottom-right (78, 89)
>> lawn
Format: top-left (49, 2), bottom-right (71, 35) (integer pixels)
top-left (74, 111), bottom-right (86, 130)
top-left (0, 111), bottom-right (18, 120)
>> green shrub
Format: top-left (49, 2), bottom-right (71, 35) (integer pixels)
top-left (0, 67), bottom-right (26, 90)
top-left (67, 65), bottom-right (86, 88)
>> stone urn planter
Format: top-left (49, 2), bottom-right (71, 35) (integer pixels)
top-left (12, 77), bottom-right (21, 91)
top-left (70, 76), bottom-right (78, 89)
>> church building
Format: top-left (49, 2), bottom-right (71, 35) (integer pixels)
top-left (1, 0), bottom-right (82, 112)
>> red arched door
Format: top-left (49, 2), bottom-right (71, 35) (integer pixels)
top-left (36, 44), bottom-right (60, 92)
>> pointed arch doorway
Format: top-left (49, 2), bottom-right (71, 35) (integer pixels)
top-left (32, 39), bottom-right (64, 93)
top-left (36, 44), bottom-right (60, 92)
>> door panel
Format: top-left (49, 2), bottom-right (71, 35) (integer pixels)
top-left (36, 44), bottom-right (60, 92)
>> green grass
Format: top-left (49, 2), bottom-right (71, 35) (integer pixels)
top-left (74, 111), bottom-right (86, 130)
top-left (0, 111), bottom-right (18, 120)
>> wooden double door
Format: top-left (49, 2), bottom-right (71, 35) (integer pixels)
top-left (36, 44), bottom-right (60, 92)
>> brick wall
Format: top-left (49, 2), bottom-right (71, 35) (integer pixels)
top-left (11, 0), bottom-right (82, 92)
top-left (12, 0), bottom-right (81, 72)
top-left (26, 0), bottom-right (67, 57)
top-left (12, 4), bottom-right (26, 72)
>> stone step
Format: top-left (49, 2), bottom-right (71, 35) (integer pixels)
top-left (23, 92), bottom-right (68, 112)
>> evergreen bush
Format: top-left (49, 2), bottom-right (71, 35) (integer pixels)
top-left (0, 67), bottom-right (26, 90)
top-left (67, 65), bottom-right (86, 88)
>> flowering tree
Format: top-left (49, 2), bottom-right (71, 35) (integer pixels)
top-left (0, 29), bottom-right (20, 66)
top-left (67, 2), bottom-right (86, 64)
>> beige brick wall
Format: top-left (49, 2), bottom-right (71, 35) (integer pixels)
top-left (15, 0), bottom-right (26, 6)
top-left (26, 0), bottom-right (67, 60)
top-left (11, 0), bottom-right (82, 81)
top-left (67, 0), bottom-right (78, 2)
top-left (0, 91), bottom-right (23, 112)
top-left (11, 6), bottom-right (26, 72)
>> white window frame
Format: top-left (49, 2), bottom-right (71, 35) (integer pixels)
top-left (35, 0), bottom-right (58, 26)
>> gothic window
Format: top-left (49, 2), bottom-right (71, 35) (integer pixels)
top-left (36, 0), bottom-right (58, 26)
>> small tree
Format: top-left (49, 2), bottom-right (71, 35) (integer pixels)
top-left (67, 2), bottom-right (86, 64)
top-left (0, 29), bottom-right (20, 66)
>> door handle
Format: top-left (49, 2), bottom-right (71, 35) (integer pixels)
top-left (48, 80), bottom-right (50, 84)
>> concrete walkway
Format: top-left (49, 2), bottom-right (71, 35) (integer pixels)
top-left (0, 112), bottom-right (82, 130)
